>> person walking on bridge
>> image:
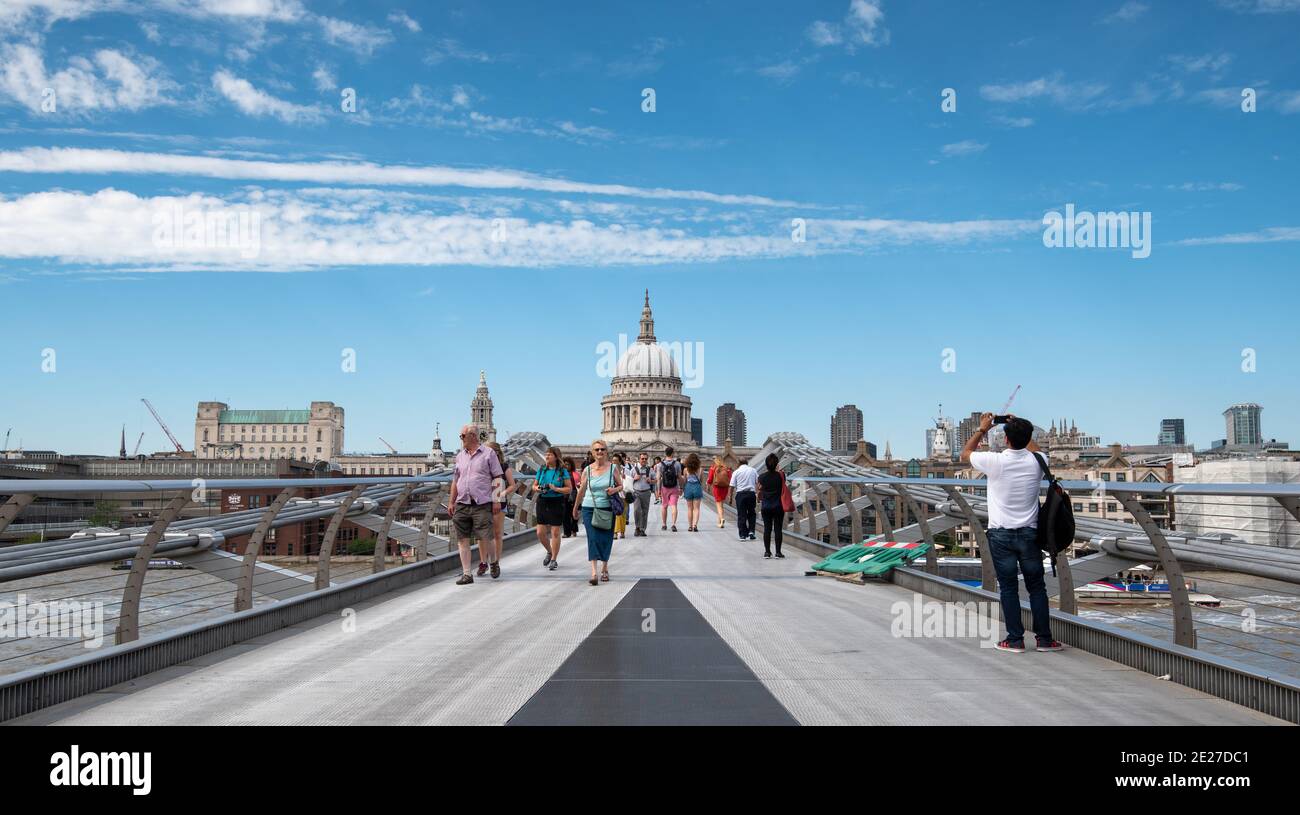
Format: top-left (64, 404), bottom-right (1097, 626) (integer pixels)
top-left (960, 413), bottom-right (1063, 653)
top-left (658, 447), bottom-right (683, 532)
top-left (448, 424), bottom-right (504, 585)
top-left (682, 452), bottom-right (704, 532)
top-left (728, 459), bottom-right (759, 541)
top-left (573, 439), bottom-right (620, 585)
top-left (484, 441), bottom-right (516, 579)
top-left (631, 452), bottom-right (654, 536)
top-left (756, 454), bottom-right (787, 558)
top-left (561, 456), bottom-right (579, 538)
top-left (707, 456), bottom-right (732, 528)
top-left (531, 446), bottom-right (570, 571)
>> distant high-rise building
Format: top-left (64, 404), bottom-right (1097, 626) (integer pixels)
top-left (1158, 418), bottom-right (1186, 446)
top-left (956, 412), bottom-right (984, 452)
top-left (830, 404), bottom-right (864, 454)
top-left (715, 403), bottom-right (747, 446)
top-left (691, 418), bottom-right (703, 446)
top-left (1224, 403), bottom-right (1263, 446)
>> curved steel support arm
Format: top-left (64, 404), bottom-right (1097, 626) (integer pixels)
top-left (944, 485), bottom-right (995, 592)
top-left (866, 489), bottom-right (894, 540)
top-left (0, 493), bottom-right (36, 536)
top-left (894, 484), bottom-right (937, 574)
top-left (116, 494), bottom-right (192, 645)
top-left (1118, 494), bottom-right (1197, 648)
top-left (373, 484), bottom-right (415, 573)
top-left (235, 487), bottom-right (299, 612)
top-left (315, 485), bottom-right (366, 590)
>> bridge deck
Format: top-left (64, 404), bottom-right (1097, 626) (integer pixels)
top-left (9, 506), bottom-right (1283, 725)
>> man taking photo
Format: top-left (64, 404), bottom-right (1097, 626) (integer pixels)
top-left (960, 413), bottom-right (1063, 653)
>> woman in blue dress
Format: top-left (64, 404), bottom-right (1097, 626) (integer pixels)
top-left (571, 439), bottom-right (620, 585)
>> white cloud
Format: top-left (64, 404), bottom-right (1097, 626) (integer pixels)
top-left (312, 64), bottom-right (336, 92)
top-left (0, 187), bottom-right (1040, 272)
top-left (387, 10), bottom-right (420, 32)
top-left (980, 74), bottom-right (1109, 109)
top-left (1102, 2), bottom-right (1149, 23)
top-left (806, 0), bottom-right (888, 49)
top-left (1195, 86), bottom-right (1300, 112)
top-left (757, 60), bottom-right (801, 82)
top-left (1167, 53), bottom-right (1232, 73)
top-left (1215, 0), bottom-right (1300, 12)
top-left (940, 140), bottom-right (987, 157)
top-left (211, 70), bottom-right (322, 123)
top-left (424, 38), bottom-right (493, 65)
top-left (992, 114), bottom-right (1034, 127)
top-left (0, 146), bottom-right (806, 206)
top-left (1166, 181), bottom-right (1244, 191)
top-left (316, 15), bottom-right (392, 57)
top-left (0, 42), bottom-right (172, 113)
top-left (1175, 226), bottom-right (1300, 245)
top-left (805, 20), bottom-right (842, 47)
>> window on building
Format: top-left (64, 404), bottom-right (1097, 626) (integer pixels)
top-left (1073, 503), bottom-right (1082, 512)
top-left (1089, 503), bottom-right (1099, 513)
top-left (1116, 473), bottom-right (1127, 482)
top-left (1107, 502), bottom-right (1118, 512)
top-left (1101, 472), bottom-right (1110, 481)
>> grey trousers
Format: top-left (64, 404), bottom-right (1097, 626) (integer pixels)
top-left (633, 490), bottom-right (652, 532)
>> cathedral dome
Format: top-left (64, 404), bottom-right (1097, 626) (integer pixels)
top-left (600, 291), bottom-right (693, 449)
top-left (616, 342), bottom-right (679, 379)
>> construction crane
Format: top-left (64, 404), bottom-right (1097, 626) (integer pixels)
top-left (378, 436), bottom-right (399, 455)
top-left (2, 428), bottom-right (9, 451)
top-left (132, 432), bottom-right (145, 457)
top-left (141, 398), bottom-right (185, 453)
top-left (1001, 384), bottom-right (1022, 414)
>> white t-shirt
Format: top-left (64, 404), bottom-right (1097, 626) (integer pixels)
top-left (730, 464), bottom-right (758, 493)
top-left (969, 448), bottom-right (1045, 530)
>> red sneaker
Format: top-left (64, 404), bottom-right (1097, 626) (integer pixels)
top-left (1036, 639), bottom-right (1064, 652)
top-left (996, 639), bottom-right (1025, 653)
top-left (476, 561), bottom-right (489, 577)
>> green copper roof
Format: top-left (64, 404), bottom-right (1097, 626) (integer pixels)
top-left (218, 410), bottom-right (311, 424)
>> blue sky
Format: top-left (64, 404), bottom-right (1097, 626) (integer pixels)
top-left (1, 0), bottom-right (1298, 458)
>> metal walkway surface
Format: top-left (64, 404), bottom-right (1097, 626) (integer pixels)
top-left (7, 506), bottom-right (1285, 725)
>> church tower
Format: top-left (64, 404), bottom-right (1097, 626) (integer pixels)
top-left (470, 370), bottom-right (496, 444)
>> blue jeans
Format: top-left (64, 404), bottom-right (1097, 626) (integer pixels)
top-left (987, 526), bottom-right (1053, 644)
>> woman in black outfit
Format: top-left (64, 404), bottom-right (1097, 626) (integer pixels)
top-left (562, 456), bottom-right (580, 538)
top-left (755, 453), bottom-right (786, 559)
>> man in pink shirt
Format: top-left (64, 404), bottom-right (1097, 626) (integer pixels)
top-left (447, 423), bottom-right (504, 584)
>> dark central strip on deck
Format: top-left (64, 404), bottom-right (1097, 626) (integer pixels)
top-left (507, 578), bottom-right (797, 726)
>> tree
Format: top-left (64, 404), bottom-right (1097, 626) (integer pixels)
top-left (347, 536), bottom-right (377, 556)
top-left (88, 500), bottom-right (119, 528)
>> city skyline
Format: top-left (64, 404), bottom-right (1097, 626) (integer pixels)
top-left (1, 1), bottom-right (1297, 456)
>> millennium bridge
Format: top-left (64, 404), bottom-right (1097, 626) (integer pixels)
top-left (0, 432), bottom-right (1296, 725)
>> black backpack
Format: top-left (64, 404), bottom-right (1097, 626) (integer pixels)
top-left (1033, 452), bottom-right (1075, 575)
top-left (660, 460), bottom-right (679, 489)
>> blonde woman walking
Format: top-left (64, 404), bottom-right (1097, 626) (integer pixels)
top-left (707, 456), bottom-right (732, 528)
top-left (572, 439), bottom-right (620, 585)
